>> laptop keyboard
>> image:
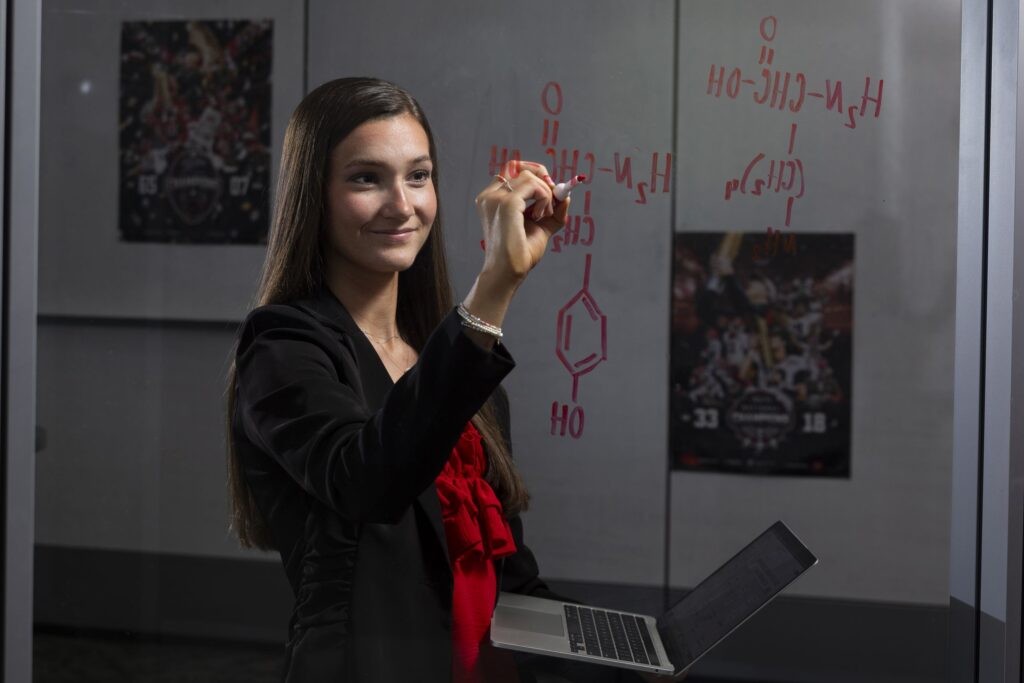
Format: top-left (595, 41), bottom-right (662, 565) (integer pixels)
top-left (564, 605), bottom-right (661, 666)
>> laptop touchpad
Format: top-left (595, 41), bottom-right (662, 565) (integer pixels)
top-left (496, 605), bottom-right (565, 637)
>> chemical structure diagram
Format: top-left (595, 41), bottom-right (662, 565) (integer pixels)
top-left (708, 16), bottom-right (885, 250)
top-left (488, 82), bottom-right (672, 439)
top-left (489, 82), bottom-right (673, 207)
top-left (557, 254), bottom-right (602, 409)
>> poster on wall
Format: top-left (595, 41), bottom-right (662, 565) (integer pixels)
top-left (118, 19), bottom-right (273, 244)
top-left (671, 231), bottom-right (854, 477)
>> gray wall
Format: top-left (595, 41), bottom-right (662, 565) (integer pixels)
top-left (35, 319), bottom-right (255, 560)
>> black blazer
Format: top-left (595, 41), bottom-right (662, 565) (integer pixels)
top-left (232, 285), bottom-right (555, 682)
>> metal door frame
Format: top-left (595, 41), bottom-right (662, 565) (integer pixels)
top-left (953, 0), bottom-right (1024, 681)
top-left (3, 0), bottom-right (38, 681)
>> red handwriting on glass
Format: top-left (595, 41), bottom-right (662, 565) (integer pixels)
top-left (488, 145), bottom-right (672, 206)
top-left (551, 253), bottom-right (608, 440)
top-left (705, 16), bottom-right (884, 130)
top-left (723, 122), bottom-right (804, 228)
top-left (489, 82), bottom-right (659, 438)
top-left (551, 189), bottom-right (594, 252)
top-left (751, 226), bottom-right (797, 261)
top-left (489, 81), bottom-right (672, 206)
top-left (706, 16), bottom-right (887, 253)
top-left (556, 253), bottom-right (608, 404)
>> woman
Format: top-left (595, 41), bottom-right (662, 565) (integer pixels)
top-left (225, 76), bottom-right (576, 682)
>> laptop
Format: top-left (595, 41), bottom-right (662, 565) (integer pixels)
top-left (491, 520), bottom-right (817, 677)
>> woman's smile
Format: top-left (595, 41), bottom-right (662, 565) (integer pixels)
top-left (369, 225), bottom-right (419, 239)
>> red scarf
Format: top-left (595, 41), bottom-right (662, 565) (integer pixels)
top-left (435, 422), bottom-right (518, 683)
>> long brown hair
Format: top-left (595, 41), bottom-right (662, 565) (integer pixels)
top-left (226, 77), bottom-right (528, 550)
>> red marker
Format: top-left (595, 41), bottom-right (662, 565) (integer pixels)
top-left (552, 174), bottom-right (587, 202)
top-left (524, 174), bottom-right (586, 219)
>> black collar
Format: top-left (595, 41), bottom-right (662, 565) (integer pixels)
top-left (300, 284), bottom-right (396, 410)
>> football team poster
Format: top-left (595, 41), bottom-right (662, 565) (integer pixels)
top-left (119, 19), bottom-right (273, 244)
top-left (671, 231), bottom-right (854, 477)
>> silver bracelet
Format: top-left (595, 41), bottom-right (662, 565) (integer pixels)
top-left (457, 304), bottom-right (503, 340)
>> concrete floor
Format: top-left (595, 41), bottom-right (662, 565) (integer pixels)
top-left (33, 629), bottom-right (765, 683)
top-left (34, 631), bottom-right (283, 683)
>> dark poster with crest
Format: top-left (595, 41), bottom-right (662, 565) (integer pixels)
top-left (119, 19), bottom-right (273, 244)
top-left (671, 231), bottom-right (854, 477)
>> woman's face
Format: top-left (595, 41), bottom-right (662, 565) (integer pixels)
top-left (323, 113), bottom-right (436, 281)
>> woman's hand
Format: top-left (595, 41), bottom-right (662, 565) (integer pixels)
top-left (475, 160), bottom-right (570, 286)
top-left (461, 161), bottom-right (571, 342)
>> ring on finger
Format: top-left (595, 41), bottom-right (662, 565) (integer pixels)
top-left (494, 174), bottom-right (514, 192)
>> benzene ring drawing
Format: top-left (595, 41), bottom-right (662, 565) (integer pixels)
top-left (555, 253), bottom-right (608, 402)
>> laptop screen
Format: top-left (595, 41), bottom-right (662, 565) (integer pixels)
top-left (657, 521), bottom-right (817, 672)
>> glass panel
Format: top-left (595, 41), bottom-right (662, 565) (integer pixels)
top-left (35, 0), bottom-right (302, 678)
top-left (34, 1), bottom-right (964, 681)
top-left (669, 1), bottom-right (960, 679)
